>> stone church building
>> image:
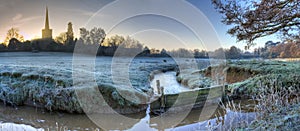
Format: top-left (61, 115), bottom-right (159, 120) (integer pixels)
top-left (42, 7), bottom-right (52, 39)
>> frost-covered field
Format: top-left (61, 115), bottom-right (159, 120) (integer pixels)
top-left (0, 52), bottom-right (211, 113)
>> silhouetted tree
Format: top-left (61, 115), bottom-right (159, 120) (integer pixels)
top-left (8, 38), bottom-right (21, 50)
top-left (18, 40), bottom-right (32, 51)
top-left (102, 35), bottom-right (124, 47)
top-left (140, 46), bottom-right (150, 56)
top-left (0, 44), bottom-right (6, 51)
top-left (194, 49), bottom-right (208, 58)
top-left (209, 48), bottom-right (225, 59)
top-left (90, 27), bottom-right (106, 45)
top-left (122, 36), bottom-right (143, 49)
top-left (120, 36), bottom-right (143, 56)
top-left (226, 46), bottom-right (241, 59)
top-left (77, 27), bottom-right (106, 54)
top-left (4, 28), bottom-right (24, 46)
top-left (55, 22), bottom-right (75, 46)
top-left (150, 48), bottom-right (160, 54)
top-left (212, 0), bottom-right (300, 46)
top-left (161, 48), bottom-right (168, 55)
top-left (79, 28), bottom-right (90, 44)
top-left (168, 48), bottom-right (193, 58)
top-left (55, 32), bottom-right (67, 44)
top-left (101, 35), bottom-right (144, 56)
top-left (80, 27), bottom-right (105, 45)
top-left (66, 22), bottom-right (74, 45)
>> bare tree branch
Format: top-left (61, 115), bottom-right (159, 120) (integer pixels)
top-left (212, 0), bottom-right (300, 46)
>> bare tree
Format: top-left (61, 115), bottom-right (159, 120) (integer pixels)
top-left (4, 27), bottom-right (24, 46)
top-left (79, 28), bottom-right (90, 44)
top-left (89, 27), bottom-right (106, 45)
top-left (212, 0), bottom-right (300, 46)
top-left (79, 27), bottom-right (106, 45)
top-left (226, 46), bottom-right (241, 59)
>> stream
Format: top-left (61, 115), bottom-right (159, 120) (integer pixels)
top-left (0, 72), bottom-right (257, 131)
top-left (150, 72), bottom-right (191, 94)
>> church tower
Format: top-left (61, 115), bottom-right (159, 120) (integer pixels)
top-left (42, 6), bottom-right (52, 39)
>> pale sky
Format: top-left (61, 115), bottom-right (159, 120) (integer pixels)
top-left (0, 0), bottom-right (279, 51)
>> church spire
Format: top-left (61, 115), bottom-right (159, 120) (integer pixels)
top-left (42, 6), bottom-right (52, 39)
top-left (45, 6), bottom-right (50, 29)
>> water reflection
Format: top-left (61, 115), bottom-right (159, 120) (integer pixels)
top-left (0, 100), bottom-right (256, 130)
top-left (148, 100), bottom-right (256, 130)
top-left (0, 122), bottom-right (43, 131)
top-left (0, 104), bottom-right (101, 130)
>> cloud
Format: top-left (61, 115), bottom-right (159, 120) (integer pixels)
top-left (12, 14), bottom-right (23, 21)
top-left (6, 15), bottom-right (43, 30)
top-left (12, 15), bottom-right (42, 26)
top-left (19, 16), bottom-right (42, 23)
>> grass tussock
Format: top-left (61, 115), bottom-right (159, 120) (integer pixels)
top-left (248, 77), bottom-right (300, 130)
top-left (210, 76), bottom-right (300, 130)
top-left (204, 60), bottom-right (300, 130)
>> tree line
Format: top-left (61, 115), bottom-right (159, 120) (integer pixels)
top-left (259, 41), bottom-right (300, 58)
top-left (0, 25), bottom-right (282, 59)
top-left (0, 23), bottom-right (272, 59)
top-left (0, 22), bottom-right (251, 59)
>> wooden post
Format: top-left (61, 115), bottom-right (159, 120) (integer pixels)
top-left (160, 86), bottom-right (165, 111)
top-left (224, 84), bottom-right (228, 95)
top-left (156, 80), bottom-right (161, 94)
top-left (155, 80), bottom-right (166, 112)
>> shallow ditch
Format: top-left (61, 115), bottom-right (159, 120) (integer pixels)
top-left (0, 72), bottom-right (257, 130)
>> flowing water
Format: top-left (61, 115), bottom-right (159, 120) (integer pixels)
top-left (0, 99), bottom-right (257, 130)
top-left (0, 72), bottom-right (257, 131)
top-left (150, 72), bottom-right (191, 94)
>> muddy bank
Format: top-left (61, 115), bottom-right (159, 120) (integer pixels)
top-left (204, 65), bottom-right (259, 84)
top-left (175, 60), bottom-right (300, 99)
top-left (203, 60), bottom-right (300, 99)
top-left (0, 71), bottom-right (150, 114)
